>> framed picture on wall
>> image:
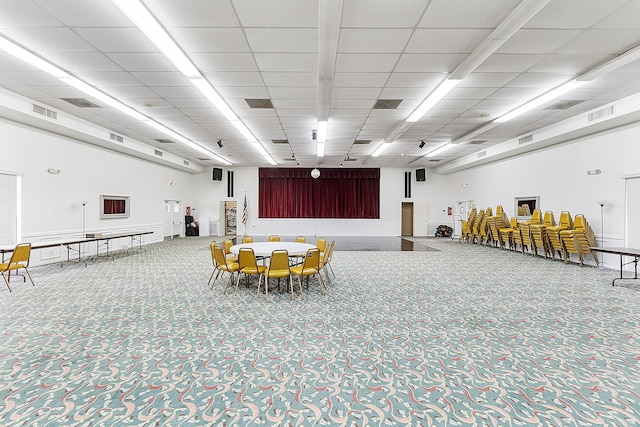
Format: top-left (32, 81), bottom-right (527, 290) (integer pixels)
top-left (100, 195), bottom-right (130, 219)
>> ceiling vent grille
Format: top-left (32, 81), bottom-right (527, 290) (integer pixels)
top-left (61, 97), bottom-right (100, 108)
top-left (155, 138), bottom-right (175, 144)
top-left (246, 99), bottom-right (274, 108)
top-left (344, 157), bottom-right (357, 162)
top-left (110, 133), bottom-right (124, 143)
top-left (154, 150), bottom-right (163, 157)
top-left (545, 99), bottom-right (584, 110)
top-left (32, 104), bottom-right (57, 120)
top-left (271, 139), bottom-right (289, 144)
top-left (197, 157), bottom-right (210, 161)
top-left (518, 135), bottom-right (533, 145)
top-left (373, 99), bottom-right (403, 109)
top-left (353, 139), bottom-right (371, 145)
top-left (468, 140), bottom-right (486, 145)
top-left (283, 157), bottom-right (297, 161)
top-left (427, 159), bottom-right (440, 162)
top-left (183, 160), bottom-right (190, 166)
top-left (477, 150), bottom-right (487, 158)
top-left (588, 105), bottom-right (615, 122)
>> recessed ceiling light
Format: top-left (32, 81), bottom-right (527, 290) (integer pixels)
top-left (142, 102), bottom-right (155, 108)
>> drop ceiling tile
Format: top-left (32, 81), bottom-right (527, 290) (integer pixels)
top-left (458, 72), bottom-right (519, 88)
top-left (497, 29), bottom-right (583, 54)
top-left (341, 0), bottom-right (427, 27)
top-left (233, 0), bottom-right (317, 27)
top-left (386, 73), bottom-right (444, 88)
top-left (272, 99), bottom-right (316, 109)
top-left (335, 54), bottom-right (400, 73)
top-left (0, 1), bottom-right (60, 26)
top-left (419, 0), bottom-right (516, 28)
top-left (447, 87), bottom-right (498, 100)
top-left (267, 86), bottom-right (316, 98)
top-left (394, 54), bottom-right (467, 73)
top-left (0, 71), bottom-right (63, 86)
top-left (1, 27), bottom-right (95, 52)
top-left (556, 30), bottom-right (640, 55)
top-left (332, 87), bottom-right (383, 99)
top-left (105, 53), bottom-right (175, 72)
top-left (108, 86), bottom-right (159, 99)
top-left (330, 99), bottom-right (375, 109)
top-left (333, 73), bottom-right (390, 87)
top-left (245, 28), bottom-right (317, 53)
top-left (528, 53), bottom-right (615, 73)
top-left (130, 72), bottom-right (191, 87)
top-left (595, 1), bottom-right (640, 29)
top-left (189, 53), bottom-right (259, 72)
top-left (524, 0), bottom-right (629, 29)
top-left (217, 86), bottom-right (270, 99)
top-left (338, 29), bottom-right (412, 53)
top-left (142, 0), bottom-right (239, 27)
top-left (76, 71), bottom-right (143, 88)
top-left (204, 72), bottom-right (264, 87)
top-left (35, 0), bottom-right (130, 26)
top-left (169, 98), bottom-right (212, 109)
top-left (44, 52), bottom-right (123, 73)
top-left (474, 54), bottom-right (548, 73)
top-left (168, 28), bottom-right (250, 52)
top-left (150, 86), bottom-right (203, 98)
top-left (253, 53), bottom-right (317, 72)
top-left (506, 73), bottom-right (575, 88)
top-left (75, 28), bottom-right (157, 52)
top-left (261, 72), bottom-right (317, 87)
top-left (406, 29), bottom-right (492, 54)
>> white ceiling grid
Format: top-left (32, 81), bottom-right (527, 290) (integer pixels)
top-left (0, 0), bottom-right (638, 170)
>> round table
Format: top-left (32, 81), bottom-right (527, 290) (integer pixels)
top-left (230, 241), bottom-right (315, 257)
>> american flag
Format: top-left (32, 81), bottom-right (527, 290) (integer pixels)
top-left (242, 194), bottom-right (248, 225)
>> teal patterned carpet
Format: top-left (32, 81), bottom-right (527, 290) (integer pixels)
top-left (0, 237), bottom-right (638, 426)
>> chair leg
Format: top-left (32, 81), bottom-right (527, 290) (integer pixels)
top-left (317, 273), bottom-right (325, 295)
top-left (288, 275), bottom-right (294, 301)
top-left (1, 272), bottom-right (11, 292)
top-left (297, 276), bottom-right (304, 299)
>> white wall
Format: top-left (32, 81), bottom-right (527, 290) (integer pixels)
top-left (1, 118), bottom-right (195, 264)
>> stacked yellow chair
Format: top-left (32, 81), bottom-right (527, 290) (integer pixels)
top-left (559, 214), bottom-right (599, 266)
top-left (486, 208), bottom-right (508, 248)
top-left (546, 211), bottom-right (573, 260)
top-left (471, 209), bottom-right (485, 244)
top-left (461, 208), bottom-right (477, 242)
top-left (518, 209), bottom-right (542, 255)
top-left (478, 207), bottom-right (493, 245)
top-left (529, 211), bottom-right (555, 258)
top-left (499, 217), bottom-right (519, 250)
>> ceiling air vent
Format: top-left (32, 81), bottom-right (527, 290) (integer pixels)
top-left (477, 151), bottom-right (486, 158)
top-left (61, 98), bottom-right (100, 108)
top-left (245, 99), bottom-right (274, 108)
top-left (155, 139), bottom-right (175, 144)
top-left (353, 139), bottom-right (371, 145)
top-left (197, 157), bottom-right (210, 161)
top-left (373, 99), bottom-right (403, 109)
top-left (545, 99), bottom-right (584, 110)
top-left (283, 157), bottom-right (297, 161)
top-left (154, 150), bottom-right (163, 157)
top-left (427, 159), bottom-right (441, 163)
top-left (344, 158), bottom-right (357, 162)
top-left (588, 105), bottom-right (615, 122)
top-left (468, 140), bottom-right (486, 145)
top-left (183, 160), bottom-right (190, 166)
top-left (110, 133), bottom-right (124, 143)
top-left (32, 104), bottom-right (57, 120)
top-left (518, 135), bottom-right (533, 145)
top-left (271, 139), bottom-right (289, 144)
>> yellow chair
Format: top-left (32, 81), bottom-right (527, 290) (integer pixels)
top-left (242, 235), bottom-right (254, 244)
top-left (499, 217), bottom-right (518, 250)
top-left (209, 243), bottom-right (240, 293)
top-left (559, 214), bottom-right (599, 266)
top-left (529, 211), bottom-right (555, 258)
top-left (316, 237), bottom-right (327, 254)
top-left (223, 239), bottom-right (237, 262)
top-left (295, 236), bottom-right (306, 243)
top-left (320, 240), bottom-right (335, 284)
top-left (519, 209), bottom-right (542, 255)
top-left (290, 248), bottom-right (325, 298)
top-left (461, 208), bottom-right (477, 242)
top-left (258, 249), bottom-right (292, 301)
top-left (1, 243), bottom-right (35, 292)
top-left (471, 209), bottom-right (485, 244)
top-left (546, 211), bottom-right (573, 260)
top-left (235, 247), bottom-right (266, 294)
top-left (268, 235), bottom-right (280, 242)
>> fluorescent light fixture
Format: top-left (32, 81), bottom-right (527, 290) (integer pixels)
top-left (253, 142), bottom-right (277, 165)
top-left (191, 78), bottom-right (237, 121)
top-left (111, 0), bottom-right (200, 78)
top-left (0, 35), bottom-right (68, 78)
top-left (425, 143), bottom-right (452, 158)
top-left (494, 79), bottom-right (586, 123)
top-left (372, 142), bottom-right (391, 157)
top-left (230, 120), bottom-right (258, 143)
top-left (317, 120), bottom-right (328, 143)
top-left (317, 142), bottom-right (326, 157)
top-left (406, 79), bottom-right (461, 123)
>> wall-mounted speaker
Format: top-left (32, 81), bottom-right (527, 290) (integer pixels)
top-left (416, 168), bottom-right (426, 182)
top-left (212, 167), bottom-right (223, 181)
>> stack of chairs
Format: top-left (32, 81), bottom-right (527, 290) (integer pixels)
top-left (518, 204), bottom-right (531, 217)
top-left (518, 209), bottom-right (542, 255)
top-left (546, 211), bottom-right (573, 260)
top-left (461, 208), bottom-right (477, 242)
top-left (486, 206), bottom-right (508, 248)
top-left (529, 211), bottom-right (555, 258)
top-left (471, 209), bottom-right (485, 244)
top-left (559, 214), bottom-right (599, 266)
top-left (478, 207), bottom-right (492, 245)
top-left (499, 217), bottom-right (519, 250)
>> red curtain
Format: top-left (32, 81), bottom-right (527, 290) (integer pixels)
top-left (259, 168), bottom-right (380, 218)
top-left (103, 199), bottom-right (126, 215)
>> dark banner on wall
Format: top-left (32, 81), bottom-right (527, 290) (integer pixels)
top-left (258, 168), bottom-right (380, 219)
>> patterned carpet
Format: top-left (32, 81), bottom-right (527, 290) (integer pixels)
top-left (0, 237), bottom-right (639, 426)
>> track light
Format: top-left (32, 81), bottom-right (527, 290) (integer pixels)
top-left (217, 140), bottom-right (223, 148)
top-left (419, 140), bottom-right (425, 149)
